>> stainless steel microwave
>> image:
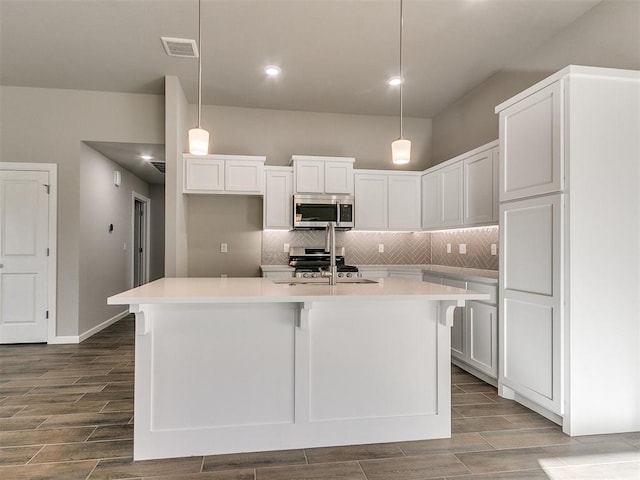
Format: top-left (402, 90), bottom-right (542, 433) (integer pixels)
top-left (293, 194), bottom-right (354, 229)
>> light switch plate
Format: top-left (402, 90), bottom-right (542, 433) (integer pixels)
top-left (459, 244), bottom-right (467, 254)
top-left (283, 243), bottom-right (290, 253)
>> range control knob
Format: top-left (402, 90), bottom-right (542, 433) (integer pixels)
top-left (338, 272), bottom-right (344, 278)
top-left (346, 272), bottom-right (353, 277)
top-left (303, 272), bottom-right (311, 278)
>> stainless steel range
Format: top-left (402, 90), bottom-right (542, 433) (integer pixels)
top-left (288, 247), bottom-right (359, 279)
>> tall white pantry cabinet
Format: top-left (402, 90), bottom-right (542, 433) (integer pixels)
top-left (496, 66), bottom-right (640, 436)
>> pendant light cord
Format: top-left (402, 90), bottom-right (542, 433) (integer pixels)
top-left (399, 0), bottom-right (404, 139)
top-left (197, 0), bottom-right (202, 129)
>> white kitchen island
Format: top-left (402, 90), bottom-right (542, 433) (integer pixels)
top-left (108, 277), bottom-right (488, 460)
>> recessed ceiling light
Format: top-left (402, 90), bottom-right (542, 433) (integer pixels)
top-left (140, 155), bottom-right (153, 161)
top-left (388, 76), bottom-right (402, 86)
top-left (265, 65), bottom-right (281, 77)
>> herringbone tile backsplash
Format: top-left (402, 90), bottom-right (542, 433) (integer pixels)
top-left (262, 226), bottom-right (498, 270)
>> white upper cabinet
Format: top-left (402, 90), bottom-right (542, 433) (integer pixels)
top-left (440, 162), bottom-right (464, 227)
top-left (183, 154), bottom-right (265, 195)
top-left (499, 81), bottom-right (563, 202)
top-left (291, 155), bottom-right (354, 195)
top-left (184, 156), bottom-right (224, 193)
top-left (388, 175), bottom-right (421, 231)
top-left (464, 148), bottom-right (498, 225)
top-left (421, 172), bottom-right (440, 230)
top-left (354, 171), bottom-right (420, 231)
top-left (263, 167), bottom-right (293, 230)
top-left (421, 141), bottom-right (498, 230)
top-left (354, 173), bottom-right (388, 230)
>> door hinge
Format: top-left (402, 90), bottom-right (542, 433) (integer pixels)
top-left (43, 184), bottom-right (50, 194)
top-left (46, 310), bottom-right (49, 319)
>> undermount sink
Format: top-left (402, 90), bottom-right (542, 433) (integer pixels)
top-left (272, 278), bottom-right (379, 285)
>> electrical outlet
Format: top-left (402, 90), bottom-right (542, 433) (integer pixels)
top-left (378, 244), bottom-right (384, 253)
top-left (283, 243), bottom-right (290, 253)
top-left (446, 243), bottom-right (451, 254)
top-left (221, 243), bottom-right (228, 253)
top-left (491, 244), bottom-right (497, 256)
top-left (459, 244), bottom-right (467, 254)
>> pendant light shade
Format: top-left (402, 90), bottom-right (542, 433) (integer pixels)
top-left (391, 0), bottom-right (410, 165)
top-left (188, 127), bottom-right (209, 155)
top-left (188, 0), bottom-right (209, 155)
top-left (392, 137), bottom-right (411, 165)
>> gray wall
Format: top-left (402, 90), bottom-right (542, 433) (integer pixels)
top-left (0, 86), bottom-right (164, 337)
top-left (196, 104), bottom-right (432, 171)
top-left (187, 195), bottom-right (263, 278)
top-left (79, 144), bottom-right (150, 334)
top-left (431, 0), bottom-right (640, 165)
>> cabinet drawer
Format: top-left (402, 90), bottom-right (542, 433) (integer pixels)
top-left (467, 282), bottom-right (497, 305)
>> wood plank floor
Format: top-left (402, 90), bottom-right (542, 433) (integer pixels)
top-left (0, 316), bottom-right (638, 479)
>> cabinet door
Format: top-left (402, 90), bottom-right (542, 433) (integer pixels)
top-left (388, 175), bottom-right (421, 231)
top-left (184, 157), bottom-right (224, 193)
top-left (500, 194), bottom-right (564, 414)
top-left (324, 161), bottom-right (354, 194)
top-left (294, 160), bottom-right (324, 193)
top-left (443, 278), bottom-right (466, 360)
top-left (421, 172), bottom-right (440, 229)
top-left (264, 169), bottom-right (293, 229)
top-left (354, 174), bottom-right (388, 230)
top-left (440, 163), bottom-right (463, 227)
top-left (500, 81), bottom-right (564, 201)
top-left (464, 149), bottom-right (496, 225)
top-left (466, 302), bottom-right (498, 378)
top-left (225, 160), bottom-right (264, 193)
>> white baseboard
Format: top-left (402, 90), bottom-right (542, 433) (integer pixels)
top-left (49, 310), bottom-right (129, 344)
top-left (48, 335), bottom-right (80, 344)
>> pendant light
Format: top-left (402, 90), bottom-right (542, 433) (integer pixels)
top-left (188, 0), bottom-right (209, 155)
top-left (391, 0), bottom-right (411, 165)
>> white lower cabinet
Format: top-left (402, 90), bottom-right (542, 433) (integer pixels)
top-left (465, 301), bottom-right (498, 378)
top-left (428, 275), bottom-right (498, 382)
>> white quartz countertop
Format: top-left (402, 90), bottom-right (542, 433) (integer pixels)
top-left (108, 277), bottom-right (489, 305)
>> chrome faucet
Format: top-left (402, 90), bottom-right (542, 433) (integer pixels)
top-left (322, 222), bottom-right (337, 285)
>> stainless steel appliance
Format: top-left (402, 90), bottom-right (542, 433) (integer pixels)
top-left (288, 247), bottom-right (359, 279)
top-left (293, 194), bottom-right (354, 229)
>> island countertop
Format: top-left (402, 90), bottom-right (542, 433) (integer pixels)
top-left (108, 277), bottom-right (489, 305)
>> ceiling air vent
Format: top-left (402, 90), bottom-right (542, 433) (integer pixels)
top-left (160, 37), bottom-right (199, 58)
top-left (150, 161), bottom-right (166, 174)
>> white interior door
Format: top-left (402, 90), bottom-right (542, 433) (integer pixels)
top-left (0, 170), bottom-right (50, 343)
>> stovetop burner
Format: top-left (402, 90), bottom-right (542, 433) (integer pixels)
top-left (289, 246), bottom-right (359, 279)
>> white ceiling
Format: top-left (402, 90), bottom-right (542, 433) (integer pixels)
top-left (1, 0), bottom-right (608, 183)
top-left (1, 0), bottom-right (603, 119)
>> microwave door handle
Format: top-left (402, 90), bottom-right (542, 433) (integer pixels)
top-left (335, 202), bottom-right (341, 228)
